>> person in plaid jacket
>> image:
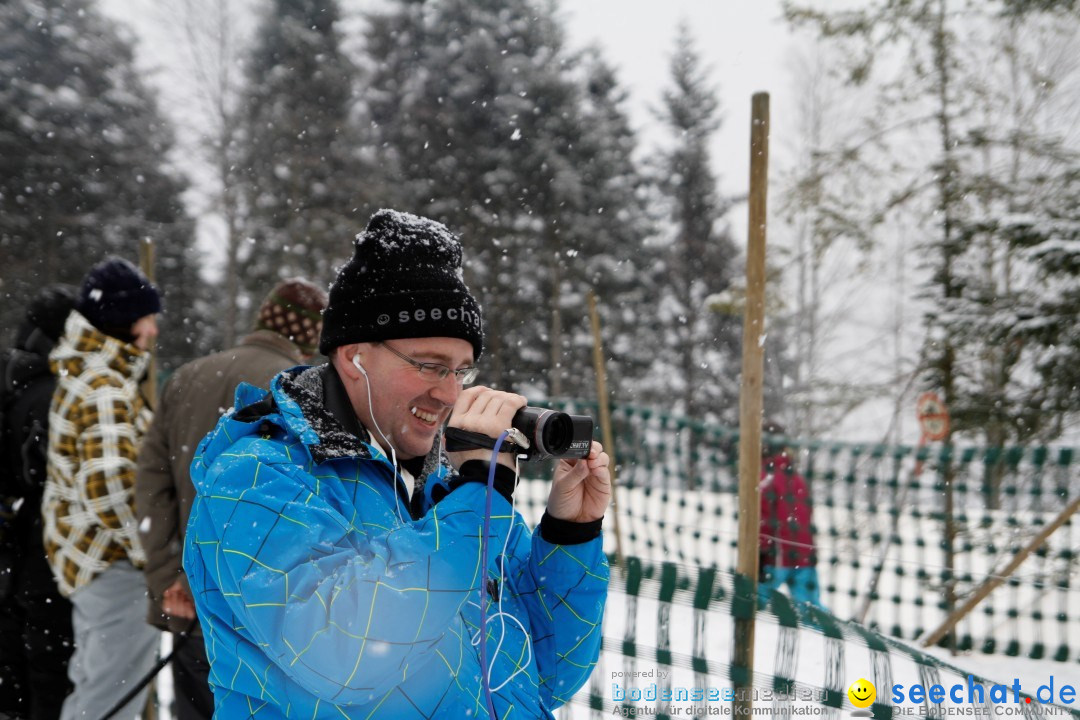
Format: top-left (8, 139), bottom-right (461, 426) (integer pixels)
top-left (42, 257), bottom-right (162, 720)
top-left (184, 210), bottom-right (611, 719)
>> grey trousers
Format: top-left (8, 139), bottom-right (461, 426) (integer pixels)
top-left (60, 561), bottom-right (159, 720)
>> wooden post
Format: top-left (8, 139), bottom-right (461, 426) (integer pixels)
top-left (138, 233), bottom-right (160, 720)
top-left (587, 290), bottom-right (626, 572)
top-left (734, 92), bottom-right (769, 716)
top-left (138, 237), bottom-right (158, 410)
top-left (922, 493), bottom-right (1080, 648)
top-left (942, 458), bottom-right (958, 653)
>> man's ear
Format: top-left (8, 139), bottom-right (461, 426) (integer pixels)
top-left (334, 344), bottom-right (365, 380)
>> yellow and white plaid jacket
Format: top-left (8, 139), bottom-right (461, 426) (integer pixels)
top-left (43, 310), bottom-right (152, 597)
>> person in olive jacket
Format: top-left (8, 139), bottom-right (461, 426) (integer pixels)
top-left (134, 278), bottom-right (327, 720)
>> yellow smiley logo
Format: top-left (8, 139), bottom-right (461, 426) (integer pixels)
top-left (848, 678), bottom-right (876, 709)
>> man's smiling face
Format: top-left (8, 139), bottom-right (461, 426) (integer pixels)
top-left (340, 338), bottom-right (474, 459)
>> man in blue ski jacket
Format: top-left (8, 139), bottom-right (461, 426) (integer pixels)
top-left (183, 209), bottom-right (611, 719)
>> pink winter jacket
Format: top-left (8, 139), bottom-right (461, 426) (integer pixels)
top-left (759, 453), bottom-right (816, 567)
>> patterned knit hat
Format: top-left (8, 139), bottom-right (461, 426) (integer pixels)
top-left (255, 278), bottom-right (329, 355)
top-left (318, 209), bottom-right (484, 358)
top-left (254, 278), bottom-right (326, 354)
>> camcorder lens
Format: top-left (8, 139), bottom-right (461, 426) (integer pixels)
top-left (511, 407), bottom-right (593, 462)
top-left (540, 413), bottom-right (571, 455)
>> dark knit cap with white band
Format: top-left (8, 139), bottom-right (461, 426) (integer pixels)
top-left (318, 210), bottom-right (484, 358)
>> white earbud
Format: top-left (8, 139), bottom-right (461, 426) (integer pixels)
top-left (352, 354), bottom-right (367, 376)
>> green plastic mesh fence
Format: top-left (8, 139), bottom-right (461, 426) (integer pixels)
top-left (515, 401), bottom-right (1080, 663)
top-left (527, 556), bottom-right (1080, 720)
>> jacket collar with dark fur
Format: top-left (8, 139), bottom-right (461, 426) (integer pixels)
top-left (276, 364), bottom-right (446, 491)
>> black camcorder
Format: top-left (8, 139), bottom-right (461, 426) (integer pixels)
top-left (510, 407), bottom-right (593, 462)
top-left (443, 406), bottom-right (594, 462)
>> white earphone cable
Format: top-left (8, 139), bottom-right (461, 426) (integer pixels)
top-left (353, 354), bottom-right (404, 523)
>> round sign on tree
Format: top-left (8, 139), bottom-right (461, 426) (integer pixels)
top-left (916, 392), bottom-right (950, 441)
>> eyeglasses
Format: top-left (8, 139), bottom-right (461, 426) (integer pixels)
top-left (379, 342), bottom-right (479, 385)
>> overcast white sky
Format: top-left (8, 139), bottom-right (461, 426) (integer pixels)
top-left (562, 1), bottom-right (795, 199)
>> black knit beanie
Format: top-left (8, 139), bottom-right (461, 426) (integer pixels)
top-left (319, 210), bottom-right (484, 358)
top-left (76, 257), bottom-right (162, 338)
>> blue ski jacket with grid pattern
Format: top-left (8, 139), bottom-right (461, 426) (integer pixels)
top-left (183, 365), bottom-right (607, 719)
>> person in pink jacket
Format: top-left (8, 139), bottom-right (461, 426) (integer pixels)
top-left (758, 421), bottom-right (823, 608)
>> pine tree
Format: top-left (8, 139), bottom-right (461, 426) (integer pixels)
top-left (364, 0), bottom-right (571, 392)
top-left (1007, 167), bottom-right (1080, 437)
top-left (783, 0), bottom-right (1080, 449)
top-left (940, 7), bottom-right (1080, 451)
top-left (650, 24), bottom-right (741, 422)
top-left (235, 0), bottom-right (363, 306)
top-left (0, 0), bottom-right (199, 368)
top-left (364, 0), bottom-right (650, 399)
top-left (562, 50), bottom-right (655, 402)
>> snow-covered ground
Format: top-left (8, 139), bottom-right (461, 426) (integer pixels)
top-left (513, 477), bottom-right (1080, 719)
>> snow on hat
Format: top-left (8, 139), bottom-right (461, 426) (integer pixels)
top-left (255, 277), bottom-right (329, 355)
top-left (76, 257), bottom-right (162, 334)
top-left (319, 209), bottom-right (484, 358)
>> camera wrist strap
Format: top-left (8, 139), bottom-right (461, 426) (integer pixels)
top-left (445, 426), bottom-right (529, 455)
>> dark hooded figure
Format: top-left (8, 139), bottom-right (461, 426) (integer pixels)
top-left (0, 284), bottom-right (77, 720)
